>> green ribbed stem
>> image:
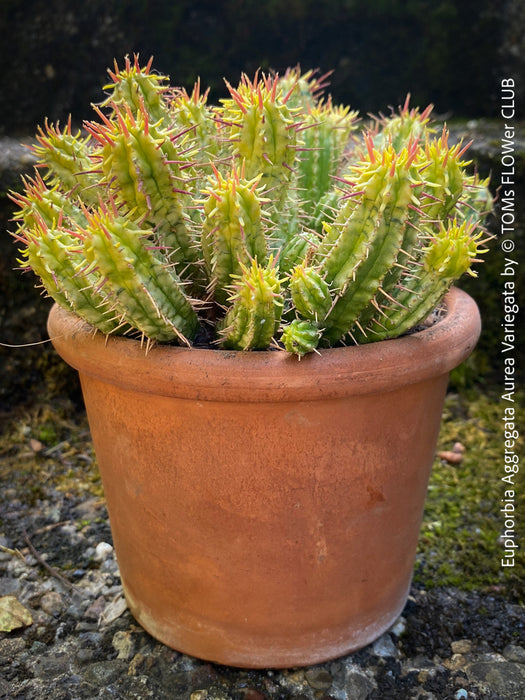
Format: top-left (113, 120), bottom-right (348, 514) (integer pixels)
top-left (289, 264), bottom-right (332, 321)
top-left (83, 208), bottom-right (199, 343)
top-left (32, 122), bottom-right (99, 205)
top-left (17, 222), bottom-right (117, 334)
top-left (201, 168), bottom-right (267, 303)
top-left (219, 259), bottom-right (282, 350)
top-left (281, 319), bottom-right (322, 357)
top-left (355, 219), bottom-right (487, 342)
top-left (102, 55), bottom-right (171, 124)
top-left (87, 105), bottom-right (198, 273)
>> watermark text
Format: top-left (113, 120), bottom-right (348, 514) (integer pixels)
top-left (499, 78), bottom-right (519, 568)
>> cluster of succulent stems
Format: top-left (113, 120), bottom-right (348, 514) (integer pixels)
top-left (10, 55), bottom-right (493, 356)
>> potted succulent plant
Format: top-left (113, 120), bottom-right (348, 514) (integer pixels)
top-left (10, 55), bottom-right (492, 668)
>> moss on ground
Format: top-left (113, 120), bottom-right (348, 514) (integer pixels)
top-left (415, 390), bottom-right (524, 601)
top-left (0, 402), bottom-right (103, 511)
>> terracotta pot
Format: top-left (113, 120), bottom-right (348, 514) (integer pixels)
top-left (47, 287), bottom-right (480, 668)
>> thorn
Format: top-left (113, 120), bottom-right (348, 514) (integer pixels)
top-left (91, 103), bottom-right (115, 131)
top-left (269, 74), bottom-right (278, 102)
top-left (370, 297), bottom-right (388, 319)
top-left (341, 189), bottom-right (365, 201)
top-left (364, 132), bottom-right (376, 164)
top-left (420, 103), bottom-right (434, 122)
top-left (282, 80), bottom-right (297, 105)
top-left (378, 286), bottom-right (407, 308)
top-left (457, 139), bottom-right (473, 160)
top-left (257, 85), bottom-right (264, 110)
top-left (408, 203), bottom-right (426, 216)
top-left (353, 319), bottom-right (367, 337)
top-left (224, 80), bottom-right (247, 114)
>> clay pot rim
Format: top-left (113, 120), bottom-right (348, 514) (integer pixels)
top-left (47, 286), bottom-right (480, 402)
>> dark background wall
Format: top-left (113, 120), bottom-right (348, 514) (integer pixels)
top-left (1, 0), bottom-right (523, 135)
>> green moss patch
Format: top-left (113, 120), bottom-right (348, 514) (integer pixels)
top-left (415, 390), bottom-right (524, 600)
top-left (0, 402), bottom-right (103, 512)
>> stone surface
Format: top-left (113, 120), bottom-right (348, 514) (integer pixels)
top-left (451, 640), bottom-right (473, 655)
top-left (39, 591), bottom-right (66, 617)
top-left (503, 644), bottom-right (525, 664)
top-left (466, 659), bottom-right (525, 700)
top-left (305, 668), bottom-right (332, 690)
top-left (344, 668), bottom-right (376, 699)
top-left (0, 595), bottom-right (33, 632)
top-left (372, 632), bottom-right (399, 658)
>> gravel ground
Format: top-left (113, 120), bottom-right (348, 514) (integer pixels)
top-left (1, 404), bottom-right (524, 700)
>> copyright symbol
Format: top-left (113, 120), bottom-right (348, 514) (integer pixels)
top-left (501, 239), bottom-right (515, 253)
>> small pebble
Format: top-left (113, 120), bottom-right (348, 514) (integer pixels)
top-left (345, 669), bottom-right (375, 699)
top-left (451, 640), bottom-right (472, 655)
top-left (84, 595), bottom-right (106, 621)
top-left (128, 652), bottom-right (156, 676)
top-left (305, 668), bottom-right (332, 690)
top-left (29, 439), bottom-right (43, 452)
top-left (372, 633), bottom-right (398, 658)
top-left (93, 542), bottom-right (113, 563)
top-left (40, 591), bottom-right (65, 617)
top-left (76, 647), bottom-right (96, 665)
top-left (112, 629), bottom-right (135, 660)
top-left (437, 450), bottom-right (463, 464)
top-left (0, 595), bottom-right (33, 631)
top-left (72, 569), bottom-right (87, 579)
top-left (390, 616), bottom-right (407, 637)
top-left (444, 654), bottom-right (466, 671)
top-left (503, 643), bottom-right (525, 663)
top-left (283, 669), bottom-right (305, 688)
top-left (98, 595), bottom-right (127, 626)
top-left (29, 640), bottom-right (47, 654)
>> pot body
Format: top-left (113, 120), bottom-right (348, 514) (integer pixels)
top-left (48, 288), bottom-right (481, 668)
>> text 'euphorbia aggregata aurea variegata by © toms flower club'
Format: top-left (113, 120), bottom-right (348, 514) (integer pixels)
top-left (10, 55), bottom-right (493, 356)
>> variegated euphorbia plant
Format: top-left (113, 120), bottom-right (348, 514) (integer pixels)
top-left (10, 56), bottom-right (492, 356)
